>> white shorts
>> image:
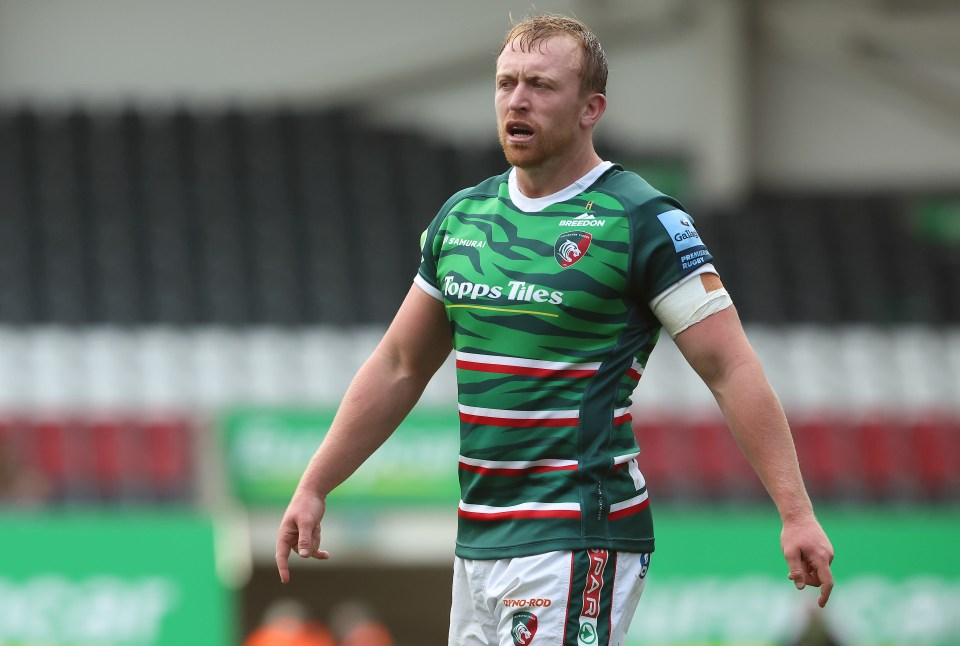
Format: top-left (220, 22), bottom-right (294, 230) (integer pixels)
top-left (449, 549), bottom-right (651, 646)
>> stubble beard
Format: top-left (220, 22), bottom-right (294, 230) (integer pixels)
top-left (497, 120), bottom-right (578, 171)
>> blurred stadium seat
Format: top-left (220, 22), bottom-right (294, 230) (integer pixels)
top-left (0, 107), bottom-right (956, 510)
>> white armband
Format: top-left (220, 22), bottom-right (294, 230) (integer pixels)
top-left (649, 265), bottom-right (733, 338)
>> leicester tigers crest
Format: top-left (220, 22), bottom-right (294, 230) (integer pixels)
top-left (555, 231), bottom-right (592, 268)
top-left (511, 611), bottom-right (538, 645)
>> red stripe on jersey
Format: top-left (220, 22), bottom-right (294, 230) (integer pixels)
top-left (459, 413), bottom-right (579, 427)
top-left (608, 497), bottom-right (650, 521)
top-left (458, 462), bottom-right (579, 476)
top-left (457, 360), bottom-right (598, 379)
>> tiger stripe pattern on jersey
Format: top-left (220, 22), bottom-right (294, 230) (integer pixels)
top-left (417, 163), bottom-right (713, 559)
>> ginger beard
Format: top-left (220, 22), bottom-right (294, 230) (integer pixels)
top-left (497, 118), bottom-right (575, 169)
top-left (497, 106), bottom-right (581, 170)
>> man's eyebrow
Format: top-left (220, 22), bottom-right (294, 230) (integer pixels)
top-left (496, 71), bottom-right (555, 84)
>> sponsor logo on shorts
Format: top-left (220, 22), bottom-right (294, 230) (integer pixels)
top-left (555, 231), bottom-right (592, 268)
top-left (578, 549), bottom-right (609, 645)
top-left (503, 598), bottom-right (552, 608)
top-left (582, 549), bottom-right (608, 619)
top-left (639, 552), bottom-right (650, 579)
top-left (511, 611), bottom-right (538, 646)
top-left (578, 622), bottom-right (598, 644)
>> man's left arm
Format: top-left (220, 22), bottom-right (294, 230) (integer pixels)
top-left (673, 305), bottom-right (835, 608)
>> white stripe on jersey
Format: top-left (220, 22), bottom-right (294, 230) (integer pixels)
top-left (459, 500), bottom-right (581, 514)
top-left (458, 404), bottom-right (631, 420)
top-left (609, 491), bottom-right (650, 514)
top-left (459, 455), bottom-right (579, 470)
top-left (458, 404), bottom-right (579, 420)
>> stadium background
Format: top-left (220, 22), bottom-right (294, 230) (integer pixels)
top-left (1, 1), bottom-right (958, 644)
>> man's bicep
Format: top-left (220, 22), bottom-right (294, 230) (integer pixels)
top-left (378, 283), bottom-right (452, 378)
top-left (673, 304), bottom-right (756, 387)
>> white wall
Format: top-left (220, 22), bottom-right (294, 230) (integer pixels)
top-left (757, 1), bottom-right (960, 190)
top-left (1, 0), bottom-right (959, 196)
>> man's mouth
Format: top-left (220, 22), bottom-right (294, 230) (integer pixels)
top-left (506, 121), bottom-right (535, 142)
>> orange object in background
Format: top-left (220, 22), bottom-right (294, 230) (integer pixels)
top-left (340, 622), bottom-right (394, 646)
top-left (244, 599), bottom-right (336, 646)
top-left (331, 601), bottom-right (395, 646)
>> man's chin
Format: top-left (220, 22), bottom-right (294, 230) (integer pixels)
top-left (501, 144), bottom-right (544, 169)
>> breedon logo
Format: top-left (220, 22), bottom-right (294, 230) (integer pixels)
top-left (559, 213), bottom-right (606, 227)
top-left (555, 231), bottom-right (592, 268)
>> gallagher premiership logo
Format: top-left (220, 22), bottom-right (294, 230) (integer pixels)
top-left (511, 611), bottom-right (538, 645)
top-left (555, 231), bottom-right (592, 268)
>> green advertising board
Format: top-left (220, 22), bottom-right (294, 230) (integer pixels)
top-left (627, 508), bottom-right (960, 646)
top-left (0, 513), bottom-right (233, 646)
top-left (221, 407), bottom-right (460, 507)
top-left (222, 408), bottom-right (960, 645)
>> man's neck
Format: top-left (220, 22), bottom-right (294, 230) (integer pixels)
top-left (513, 149), bottom-right (604, 198)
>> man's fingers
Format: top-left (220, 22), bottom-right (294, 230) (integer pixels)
top-left (818, 578), bottom-right (835, 608)
top-left (812, 557), bottom-right (835, 607)
top-left (784, 551), bottom-right (806, 590)
top-left (276, 556), bottom-right (291, 584)
top-left (275, 525), bottom-right (330, 582)
top-left (787, 570), bottom-right (805, 589)
top-left (275, 530), bottom-right (295, 583)
top-left (297, 518), bottom-right (321, 557)
top-left (782, 519), bottom-right (835, 604)
top-left (786, 557), bottom-right (834, 606)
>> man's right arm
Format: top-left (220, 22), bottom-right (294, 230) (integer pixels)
top-left (276, 285), bottom-right (451, 582)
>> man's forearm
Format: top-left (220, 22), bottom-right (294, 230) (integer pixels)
top-left (709, 359), bottom-right (814, 521)
top-left (295, 348), bottom-right (433, 499)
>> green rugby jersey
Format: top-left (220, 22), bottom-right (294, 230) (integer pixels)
top-left (415, 162), bottom-right (714, 559)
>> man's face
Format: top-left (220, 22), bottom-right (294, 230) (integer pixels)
top-left (495, 35), bottom-right (588, 170)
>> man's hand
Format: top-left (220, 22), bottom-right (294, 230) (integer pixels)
top-left (275, 490), bottom-right (331, 583)
top-left (781, 515), bottom-right (835, 607)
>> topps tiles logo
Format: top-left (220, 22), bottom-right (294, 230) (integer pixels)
top-left (441, 275), bottom-right (564, 304)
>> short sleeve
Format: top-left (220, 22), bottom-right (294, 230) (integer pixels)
top-left (414, 186), bottom-right (478, 301)
top-left (628, 197), bottom-right (715, 304)
top-left (415, 223), bottom-right (443, 300)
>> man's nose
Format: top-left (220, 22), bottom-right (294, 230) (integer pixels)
top-left (508, 84), bottom-right (531, 111)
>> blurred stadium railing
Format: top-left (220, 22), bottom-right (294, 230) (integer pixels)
top-left (1, 107), bottom-right (959, 646)
top-left (1, 108), bottom-right (957, 506)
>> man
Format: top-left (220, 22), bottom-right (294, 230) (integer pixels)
top-left (277, 14), bottom-right (834, 645)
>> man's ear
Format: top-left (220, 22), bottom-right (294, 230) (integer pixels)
top-left (581, 93), bottom-right (607, 128)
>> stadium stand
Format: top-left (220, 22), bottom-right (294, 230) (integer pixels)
top-left (0, 107), bottom-right (957, 506)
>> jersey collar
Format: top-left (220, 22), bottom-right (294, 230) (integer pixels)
top-left (508, 161), bottom-right (614, 213)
